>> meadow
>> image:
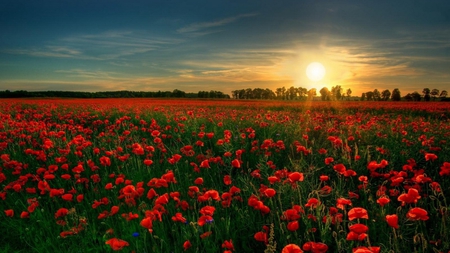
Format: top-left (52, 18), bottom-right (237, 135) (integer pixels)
top-left (1, 98), bottom-right (450, 253)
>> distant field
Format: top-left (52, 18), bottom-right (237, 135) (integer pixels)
top-left (1, 98), bottom-right (449, 252)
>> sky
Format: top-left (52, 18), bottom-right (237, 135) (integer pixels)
top-left (1, 0), bottom-right (450, 96)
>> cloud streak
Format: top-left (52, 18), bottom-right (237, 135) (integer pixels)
top-left (177, 13), bottom-right (258, 34)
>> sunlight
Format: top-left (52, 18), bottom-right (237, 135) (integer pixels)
top-left (306, 62), bottom-right (326, 82)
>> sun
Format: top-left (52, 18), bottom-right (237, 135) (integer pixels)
top-left (306, 62), bottom-right (326, 82)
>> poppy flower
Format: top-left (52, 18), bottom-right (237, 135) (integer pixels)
top-left (352, 246), bottom-right (380, 253)
top-left (194, 177), bottom-right (204, 185)
top-left (172, 212), bottom-right (187, 223)
top-left (424, 153), bottom-right (437, 161)
top-left (302, 241), bottom-right (328, 253)
top-left (282, 244), bottom-right (303, 253)
top-left (61, 194), bottom-right (73, 202)
top-left (55, 208), bottom-right (69, 219)
top-left (20, 211), bottom-right (29, 219)
top-left (349, 223), bottom-right (368, 234)
top-left (406, 207), bottom-right (429, 221)
top-left (221, 239), bottom-right (234, 251)
top-left (183, 240), bottom-right (192, 251)
top-left (305, 198), bottom-right (320, 208)
top-left (110, 206), bottom-right (119, 216)
top-left (105, 238), bottom-right (129, 251)
top-left (336, 198), bottom-right (352, 210)
top-left (397, 188), bottom-right (421, 206)
top-left (140, 217), bottom-right (153, 232)
top-left (263, 188), bottom-right (276, 198)
top-left (223, 175), bottom-right (232, 185)
top-left (4, 209), bottom-right (14, 217)
top-left (200, 231), bottom-right (212, 239)
top-left (376, 196), bottom-right (390, 207)
top-left (348, 207), bottom-right (368, 221)
top-left (288, 172), bottom-right (304, 183)
top-left (385, 214), bottom-right (399, 229)
top-left (287, 221), bottom-right (299, 231)
top-left (231, 159), bottom-right (241, 168)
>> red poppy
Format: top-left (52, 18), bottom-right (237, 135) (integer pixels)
top-left (4, 209), bottom-right (14, 217)
top-left (194, 177), bottom-right (204, 185)
top-left (305, 198), bottom-right (320, 208)
top-left (110, 206), bottom-right (119, 216)
top-left (302, 241), bottom-right (328, 253)
top-left (20, 211), bottom-right (29, 219)
top-left (231, 159), bottom-right (241, 168)
top-left (200, 231), bottom-right (212, 239)
top-left (172, 212), bottom-right (187, 223)
top-left (105, 238), bottom-right (129, 251)
top-left (183, 240), bottom-right (192, 251)
top-left (385, 214), bottom-right (399, 229)
top-left (424, 153), bottom-right (437, 161)
top-left (325, 157), bottom-right (334, 165)
top-left (287, 221), bottom-right (299, 231)
top-left (406, 207), bottom-right (429, 221)
top-left (397, 188), bottom-right (421, 206)
top-left (349, 223), bottom-right (368, 234)
top-left (140, 217), bottom-right (153, 232)
top-left (282, 244), bottom-right (303, 253)
top-left (376, 196), bottom-right (390, 207)
top-left (55, 208), bottom-right (69, 219)
top-left (263, 188), bottom-right (276, 198)
top-left (221, 239), bottom-right (234, 251)
top-left (223, 175), bottom-right (232, 185)
top-left (336, 198), bottom-right (352, 210)
top-left (348, 207), bottom-right (369, 220)
top-left (288, 172), bottom-right (304, 183)
top-left (352, 246), bottom-right (380, 253)
top-left (61, 194), bottom-right (73, 202)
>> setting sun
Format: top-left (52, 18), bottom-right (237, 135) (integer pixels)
top-left (306, 62), bottom-right (326, 82)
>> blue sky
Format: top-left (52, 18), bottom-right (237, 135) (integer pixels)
top-left (1, 0), bottom-right (449, 96)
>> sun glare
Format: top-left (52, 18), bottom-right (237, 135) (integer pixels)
top-left (306, 62), bottom-right (326, 82)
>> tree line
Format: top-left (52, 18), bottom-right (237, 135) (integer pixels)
top-left (360, 88), bottom-right (448, 101)
top-left (0, 86), bottom-right (448, 101)
top-left (0, 89), bottom-right (230, 99)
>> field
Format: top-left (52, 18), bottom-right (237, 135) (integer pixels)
top-left (1, 98), bottom-right (450, 253)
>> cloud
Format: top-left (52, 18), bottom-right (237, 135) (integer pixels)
top-left (177, 13), bottom-right (258, 34)
top-left (3, 46), bottom-right (81, 58)
top-left (2, 30), bottom-right (181, 61)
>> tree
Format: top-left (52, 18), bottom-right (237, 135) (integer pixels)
top-left (391, 88), bottom-right (401, 101)
top-left (172, 89), bottom-right (186, 98)
top-left (297, 87), bottom-right (307, 100)
top-left (319, 87), bottom-right (330, 101)
top-left (411, 91), bottom-right (421, 101)
top-left (331, 85), bottom-right (342, 100)
top-left (422, 88), bottom-right (431, 101)
top-left (440, 90), bottom-right (448, 100)
top-left (381, 89), bottom-right (391, 101)
top-left (245, 88), bottom-right (253, 99)
top-left (366, 91), bottom-right (374, 101)
top-left (288, 86), bottom-right (297, 100)
top-left (373, 89), bottom-right (381, 101)
top-left (346, 88), bottom-right (352, 100)
top-left (431, 89), bottom-right (440, 101)
top-left (404, 93), bottom-right (413, 101)
top-left (361, 93), bottom-right (366, 101)
top-left (307, 88), bottom-right (316, 100)
top-left (281, 86), bottom-right (286, 100)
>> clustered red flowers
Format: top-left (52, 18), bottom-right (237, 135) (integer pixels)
top-left (0, 99), bottom-right (448, 252)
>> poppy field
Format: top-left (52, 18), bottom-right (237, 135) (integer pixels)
top-left (1, 98), bottom-right (450, 253)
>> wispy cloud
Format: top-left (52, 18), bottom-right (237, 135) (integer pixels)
top-left (3, 46), bottom-right (82, 58)
top-left (2, 30), bottom-right (181, 61)
top-left (177, 13), bottom-right (258, 34)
